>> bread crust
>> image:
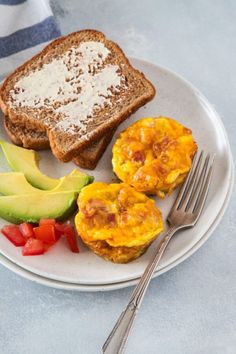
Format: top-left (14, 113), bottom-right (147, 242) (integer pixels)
top-left (4, 116), bottom-right (50, 150)
top-left (73, 128), bottom-right (116, 169)
top-left (0, 30), bottom-right (155, 162)
top-left (4, 116), bottom-right (115, 168)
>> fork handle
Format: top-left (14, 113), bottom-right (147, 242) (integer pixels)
top-left (102, 226), bottom-right (177, 354)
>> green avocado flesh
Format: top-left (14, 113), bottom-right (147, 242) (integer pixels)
top-left (0, 141), bottom-right (94, 223)
top-left (0, 140), bottom-right (57, 189)
top-left (0, 191), bottom-right (77, 223)
top-left (0, 173), bottom-right (39, 195)
top-left (0, 172), bottom-right (92, 195)
top-left (0, 140), bottom-right (93, 190)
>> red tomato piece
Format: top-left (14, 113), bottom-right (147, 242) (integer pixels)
top-left (55, 221), bottom-right (72, 233)
top-left (54, 224), bottom-right (63, 240)
top-left (64, 225), bottom-right (79, 253)
top-left (34, 225), bottom-right (56, 244)
top-left (22, 238), bottom-right (45, 256)
top-left (54, 222), bottom-right (67, 235)
top-left (19, 223), bottom-right (34, 239)
top-left (55, 222), bottom-right (79, 252)
top-left (54, 230), bottom-right (61, 241)
top-left (39, 218), bottom-right (56, 226)
top-left (1, 225), bottom-right (26, 246)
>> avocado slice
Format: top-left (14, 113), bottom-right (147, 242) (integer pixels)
top-left (0, 172), bottom-right (92, 195)
top-left (0, 140), bottom-right (93, 190)
top-left (0, 191), bottom-right (77, 223)
top-left (0, 140), bottom-right (57, 189)
top-left (55, 175), bottom-right (92, 192)
top-left (69, 169), bottom-right (94, 184)
top-left (0, 173), bottom-right (39, 195)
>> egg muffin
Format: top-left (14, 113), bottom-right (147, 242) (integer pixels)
top-left (112, 117), bottom-right (197, 198)
top-left (75, 182), bottom-right (163, 263)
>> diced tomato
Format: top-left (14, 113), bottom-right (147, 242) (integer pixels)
top-left (34, 224), bottom-right (56, 244)
top-left (1, 225), bottom-right (26, 246)
top-left (64, 225), bottom-right (79, 253)
top-left (19, 223), bottom-right (34, 239)
top-left (39, 218), bottom-right (56, 226)
top-left (55, 223), bottom-right (79, 253)
top-left (55, 222), bottom-right (67, 235)
top-left (1, 219), bottom-right (80, 256)
top-left (22, 238), bottom-right (45, 256)
top-left (54, 230), bottom-right (61, 241)
top-left (54, 222), bottom-right (66, 240)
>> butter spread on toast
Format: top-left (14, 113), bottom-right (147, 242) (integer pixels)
top-left (10, 41), bottom-right (126, 136)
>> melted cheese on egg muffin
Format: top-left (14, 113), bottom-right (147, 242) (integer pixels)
top-left (112, 117), bottom-right (197, 198)
top-left (75, 182), bottom-right (163, 254)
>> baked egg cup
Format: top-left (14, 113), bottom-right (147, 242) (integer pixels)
top-left (112, 117), bottom-right (197, 198)
top-left (75, 182), bottom-right (164, 263)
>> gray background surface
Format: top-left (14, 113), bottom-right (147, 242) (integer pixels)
top-left (1, 1), bottom-right (236, 353)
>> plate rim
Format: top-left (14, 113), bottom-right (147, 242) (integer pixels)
top-left (0, 58), bottom-right (233, 289)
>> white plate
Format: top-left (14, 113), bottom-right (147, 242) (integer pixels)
top-left (0, 58), bottom-right (233, 288)
top-left (0, 161), bottom-right (233, 292)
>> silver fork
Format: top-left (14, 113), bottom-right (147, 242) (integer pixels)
top-left (102, 151), bottom-right (215, 354)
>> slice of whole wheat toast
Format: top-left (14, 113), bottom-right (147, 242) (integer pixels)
top-left (4, 116), bottom-right (115, 169)
top-left (73, 129), bottom-right (115, 169)
top-left (4, 116), bottom-right (50, 150)
top-left (0, 30), bottom-right (155, 162)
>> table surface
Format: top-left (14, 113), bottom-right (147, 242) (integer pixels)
top-left (1, 1), bottom-right (236, 353)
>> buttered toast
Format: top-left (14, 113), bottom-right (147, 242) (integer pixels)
top-left (0, 30), bottom-right (155, 163)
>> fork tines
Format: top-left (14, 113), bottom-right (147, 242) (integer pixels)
top-left (171, 151), bottom-right (215, 216)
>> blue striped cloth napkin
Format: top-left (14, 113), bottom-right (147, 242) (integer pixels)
top-left (0, 0), bottom-right (61, 81)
